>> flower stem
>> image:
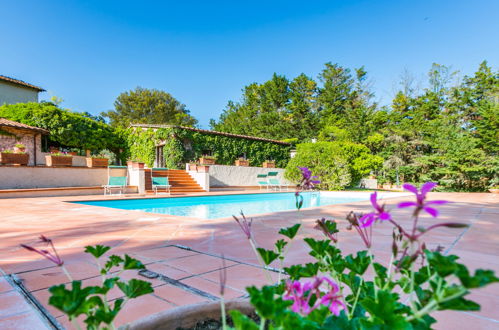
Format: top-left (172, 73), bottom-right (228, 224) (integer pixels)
top-left (220, 295), bottom-right (227, 330)
top-left (249, 239), bottom-right (273, 284)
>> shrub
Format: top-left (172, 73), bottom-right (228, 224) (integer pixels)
top-left (285, 142), bottom-right (351, 190)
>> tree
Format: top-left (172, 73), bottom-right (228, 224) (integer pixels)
top-left (103, 87), bottom-right (198, 128)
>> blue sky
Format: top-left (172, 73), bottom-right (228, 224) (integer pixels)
top-left (1, 0), bottom-right (497, 127)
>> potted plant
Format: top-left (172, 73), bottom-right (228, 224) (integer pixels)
top-left (49, 146), bottom-right (60, 154)
top-left (197, 165), bottom-right (210, 173)
top-left (0, 149), bottom-right (29, 165)
top-left (45, 152), bottom-right (73, 166)
top-left (127, 160), bottom-right (145, 169)
top-left (262, 160), bottom-right (276, 168)
top-left (188, 163), bottom-right (198, 171)
top-left (86, 156), bottom-right (109, 168)
top-left (235, 157), bottom-right (249, 167)
top-left (199, 155), bottom-right (216, 165)
top-left (489, 186), bottom-right (499, 194)
top-left (13, 143), bottom-right (26, 153)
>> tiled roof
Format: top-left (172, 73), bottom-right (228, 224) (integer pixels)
top-left (0, 75), bottom-right (45, 92)
top-left (130, 124), bottom-right (291, 145)
top-left (0, 118), bottom-right (49, 134)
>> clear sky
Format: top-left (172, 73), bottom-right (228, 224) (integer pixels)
top-left (1, 0), bottom-right (497, 127)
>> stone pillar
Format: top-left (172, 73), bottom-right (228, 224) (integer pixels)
top-left (128, 162), bottom-right (146, 194)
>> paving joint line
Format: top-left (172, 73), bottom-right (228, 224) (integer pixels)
top-left (7, 274), bottom-right (64, 330)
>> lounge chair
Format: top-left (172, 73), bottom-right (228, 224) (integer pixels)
top-left (103, 165), bottom-right (128, 195)
top-left (268, 178), bottom-right (289, 191)
top-left (257, 174), bottom-right (269, 190)
top-left (151, 167), bottom-right (171, 195)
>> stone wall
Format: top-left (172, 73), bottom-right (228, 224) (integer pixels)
top-left (0, 166), bottom-right (127, 189)
top-left (0, 127), bottom-right (43, 166)
top-left (208, 165), bottom-right (292, 187)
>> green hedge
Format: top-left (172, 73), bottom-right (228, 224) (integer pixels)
top-left (0, 102), bottom-right (126, 153)
top-left (127, 127), bottom-right (291, 168)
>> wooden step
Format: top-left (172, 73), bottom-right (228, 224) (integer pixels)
top-left (144, 169), bottom-right (205, 193)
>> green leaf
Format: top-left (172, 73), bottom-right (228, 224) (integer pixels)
top-left (84, 245), bottom-right (111, 259)
top-left (103, 255), bottom-right (124, 273)
top-left (456, 265), bottom-right (499, 289)
top-left (344, 251), bottom-right (370, 275)
top-left (48, 281), bottom-right (101, 318)
top-left (256, 248), bottom-right (279, 266)
top-left (360, 290), bottom-right (411, 329)
top-left (439, 297), bottom-right (480, 311)
top-left (116, 279), bottom-right (153, 298)
top-left (123, 254), bottom-right (145, 270)
top-left (425, 250), bottom-right (459, 277)
top-left (230, 309), bottom-right (259, 330)
top-left (275, 239), bottom-right (288, 254)
top-left (279, 224), bottom-right (301, 239)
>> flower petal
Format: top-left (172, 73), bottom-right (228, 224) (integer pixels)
top-left (421, 182), bottom-right (438, 195)
top-left (423, 206), bottom-right (439, 217)
top-left (360, 213), bottom-right (375, 228)
top-left (370, 192), bottom-right (378, 209)
top-left (398, 201), bottom-right (418, 208)
top-left (425, 200), bottom-right (449, 205)
top-left (402, 183), bottom-right (418, 194)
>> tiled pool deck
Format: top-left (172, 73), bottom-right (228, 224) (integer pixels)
top-left (0, 191), bottom-right (497, 329)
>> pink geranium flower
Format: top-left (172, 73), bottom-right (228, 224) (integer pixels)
top-left (359, 192), bottom-right (391, 227)
top-left (398, 182), bottom-right (448, 217)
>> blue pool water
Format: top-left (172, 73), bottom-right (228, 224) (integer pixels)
top-left (74, 192), bottom-right (368, 219)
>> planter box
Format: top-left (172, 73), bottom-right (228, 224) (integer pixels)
top-left (45, 155), bottom-right (73, 167)
top-left (127, 161), bottom-right (145, 169)
top-left (197, 165), bottom-right (210, 173)
top-left (262, 161), bottom-right (276, 168)
top-left (199, 157), bottom-right (216, 165)
top-left (0, 152), bottom-right (29, 165)
top-left (235, 159), bottom-right (249, 167)
top-left (489, 189), bottom-right (499, 194)
top-left (124, 299), bottom-right (253, 330)
top-left (188, 164), bottom-right (197, 171)
top-left (86, 157), bottom-right (108, 168)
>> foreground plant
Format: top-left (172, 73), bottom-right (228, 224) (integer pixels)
top-left (22, 239), bottom-right (153, 329)
top-left (230, 181), bottom-right (498, 329)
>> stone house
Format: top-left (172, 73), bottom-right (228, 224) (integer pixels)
top-left (0, 118), bottom-right (49, 166)
top-left (0, 75), bottom-right (45, 105)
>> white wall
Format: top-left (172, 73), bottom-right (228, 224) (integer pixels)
top-left (208, 165), bottom-right (291, 187)
top-left (0, 82), bottom-right (39, 105)
top-left (0, 166), bottom-right (127, 189)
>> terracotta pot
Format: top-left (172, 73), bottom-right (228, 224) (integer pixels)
top-left (188, 164), bottom-right (197, 171)
top-left (489, 189), bottom-right (499, 194)
top-left (49, 147), bottom-right (60, 153)
top-left (262, 161), bottom-right (275, 168)
top-left (0, 152), bottom-right (29, 165)
top-left (197, 165), bottom-right (209, 173)
top-left (45, 155), bottom-right (72, 167)
top-left (133, 162), bottom-right (145, 169)
top-left (86, 157), bottom-right (108, 168)
top-left (13, 146), bottom-right (26, 153)
top-left (68, 152), bottom-right (78, 156)
top-left (235, 159), bottom-right (249, 167)
top-left (199, 157), bottom-right (216, 165)
top-left (120, 300), bottom-right (254, 330)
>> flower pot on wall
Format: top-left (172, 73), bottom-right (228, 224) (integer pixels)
top-left (188, 163), bottom-right (197, 171)
top-left (0, 152), bottom-right (29, 165)
top-left (489, 189), bottom-right (499, 194)
top-left (86, 157), bottom-right (108, 168)
top-left (199, 157), bottom-right (216, 165)
top-left (45, 155), bottom-right (72, 167)
top-left (262, 161), bottom-right (276, 168)
top-left (197, 165), bottom-right (209, 173)
top-left (235, 159), bottom-right (249, 166)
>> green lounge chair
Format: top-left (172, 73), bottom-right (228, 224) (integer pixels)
top-left (257, 174), bottom-right (269, 190)
top-left (151, 168), bottom-right (171, 195)
top-left (268, 178), bottom-right (289, 191)
top-left (103, 165), bottom-right (128, 195)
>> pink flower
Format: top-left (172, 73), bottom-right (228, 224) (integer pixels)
top-left (359, 192), bottom-right (391, 227)
top-left (21, 235), bottom-right (63, 266)
top-left (298, 167), bottom-right (320, 190)
top-left (283, 276), bottom-right (345, 316)
top-left (398, 182), bottom-right (448, 217)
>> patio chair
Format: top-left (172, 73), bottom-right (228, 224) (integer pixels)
top-left (268, 178), bottom-right (289, 191)
top-left (103, 165), bottom-right (128, 195)
top-left (257, 174), bottom-right (269, 190)
top-left (267, 171), bottom-right (279, 177)
top-left (151, 167), bottom-right (171, 195)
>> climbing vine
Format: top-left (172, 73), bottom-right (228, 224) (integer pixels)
top-left (126, 127), bottom-right (291, 169)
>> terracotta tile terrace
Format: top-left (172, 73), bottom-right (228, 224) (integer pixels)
top-left (0, 190), bottom-right (497, 329)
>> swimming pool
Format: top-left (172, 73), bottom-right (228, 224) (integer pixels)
top-left (73, 192), bottom-right (395, 219)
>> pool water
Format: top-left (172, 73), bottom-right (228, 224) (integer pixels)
top-left (74, 192), bottom-right (368, 219)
